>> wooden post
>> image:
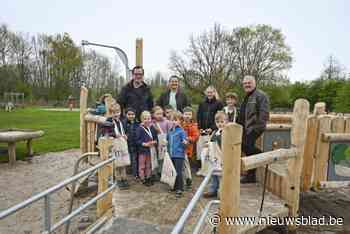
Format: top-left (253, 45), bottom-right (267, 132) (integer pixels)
top-left (286, 99), bottom-right (309, 231)
top-left (219, 123), bottom-right (242, 234)
top-left (27, 139), bottom-right (33, 157)
top-left (301, 116), bottom-right (318, 191)
top-left (97, 137), bottom-right (114, 218)
top-left (104, 94), bottom-right (114, 117)
top-left (8, 142), bottom-right (16, 166)
top-left (313, 115), bottom-right (331, 187)
top-left (80, 86), bottom-right (88, 153)
top-left (331, 116), bottom-right (345, 133)
top-left (136, 38), bottom-right (143, 67)
top-left (313, 102), bottom-right (326, 115)
top-left (345, 117), bottom-right (350, 133)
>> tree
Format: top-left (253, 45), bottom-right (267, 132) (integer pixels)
top-left (320, 55), bottom-right (346, 80)
top-left (228, 24), bottom-right (292, 84)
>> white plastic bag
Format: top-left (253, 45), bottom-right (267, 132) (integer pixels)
top-left (196, 135), bottom-right (210, 160)
top-left (157, 133), bottom-right (167, 160)
top-left (183, 155), bottom-right (192, 180)
top-left (161, 152), bottom-right (177, 188)
top-left (150, 146), bottom-right (158, 171)
top-left (209, 142), bottom-right (223, 175)
top-left (111, 137), bottom-right (131, 167)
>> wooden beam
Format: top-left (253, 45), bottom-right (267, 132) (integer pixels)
top-left (104, 94), bottom-right (114, 117)
top-left (269, 114), bottom-right (292, 124)
top-left (27, 139), bottom-right (33, 157)
top-left (219, 123), bottom-right (242, 234)
top-left (319, 181), bottom-right (350, 189)
top-left (80, 86), bottom-right (88, 153)
top-left (301, 116), bottom-right (318, 192)
top-left (136, 38), bottom-right (143, 67)
top-left (84, 114), bottom-right (107, 124)
top-left (286, 99), bottom-right (309, 231)
top-left (322, 133), bottom-right (350, 142)
top-left (313, 115), bottom-right (331, 187)
top-left (8, 142), bottom-right (16, 166)
top-left (345, 117), bottom-right (350, 133)
top-left (266, 124), bottom-right (292, 131)
top-left (241, 148), bottom-right (297, 171)
top-left (97, 137), bottom-right (114, 218)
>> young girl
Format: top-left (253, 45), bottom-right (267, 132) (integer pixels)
top-left (152, 106), bottom-right (172, 179)
top-left (136, 111), bottom-right (158, 186)
top-left (182, 106), bottom-right (199, 187)
top-left (224, 92), bottom-right (239, 122)
top-left (167, 111), bottom-right (188, 197)
top-left (103, 103), bottom-right (129, 190)
top-left (203, 111), bottom-right (227, 198)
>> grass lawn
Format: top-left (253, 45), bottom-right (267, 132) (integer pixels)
top-left (0, 108), bottom-right (80, 162)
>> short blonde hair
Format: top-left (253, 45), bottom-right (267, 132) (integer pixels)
top-left (152, 105), bottom-right (164, 114)
top-left (109, 103), bottom-right (121, 114)
top-left (140, 111), bottom-right (151, 121)
top-left (215, 111), bottom-right (227, 122)
top-left (170, 111), bottom-right (183, 121)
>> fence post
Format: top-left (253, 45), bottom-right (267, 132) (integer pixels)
top-left (136, 38), bottom-right (143, 67)
top-left (97, 137), bottom-right (114, 218)
top-left (287, 99), bottom-right (309, 231)
top-left (80, 86), bottom-right (88, 153)
top-left (219, 123), bottom-right (242, 234)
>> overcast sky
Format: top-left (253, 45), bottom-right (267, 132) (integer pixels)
top-left (1, 0), bottom-right (349, 82)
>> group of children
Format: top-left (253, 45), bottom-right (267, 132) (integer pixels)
top-left (99, 91), bottom-right (239, 198)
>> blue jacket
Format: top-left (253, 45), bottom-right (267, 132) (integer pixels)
top-left (167, 126), bottom-right (187, 159)
top-left (136, 125), bottom-right (158, 155)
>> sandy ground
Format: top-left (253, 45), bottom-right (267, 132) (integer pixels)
top-left (0, 149), bottom-right (95, 234)
top-left (1, 149), bottom-right (349, 234)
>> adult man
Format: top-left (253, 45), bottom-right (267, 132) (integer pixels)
top-left (157, 75), bottom-right (190, 113)
top-left (237, 75), bottom-right (270, 183)
top-left (118, 66), bottom-right (154, 119)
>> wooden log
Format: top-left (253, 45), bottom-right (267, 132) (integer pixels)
top-left (8, 142), bottom-right (16, 166)
top-left (136, 38), bottom-right (143, 67)
top-left (0, 130), bottom-right (44, 143)
top-left (286, 99), bottom-right (309, 231)
top-left (80, 86), bottom-right (88, 153)
top-left (301, 116), bottom-right (319, 192)
top-left (84, 114), bottom-right (107, 124)
top-left (266, 124), bottom-right (292, 131)
top-left (219, 123), bottom-right (242, 234)
top-left (269, 114), bottom-right (293, 124)
top-left (241, 148), bottom-right (297, 171)
top-left (322, 133), bottom-right (350, 142)
top-left (104, 94), bottom-right (114, 117)
top-left (27, 139), bottom-right (33, 157)
top-left (97, 137), bottom-right (114, 218)
top-left (313, 102), bottom-right (326, 115)
top-left (313, 115), bottom-right (331, 187)
top-left (331, 116), bottom-right (345, 133)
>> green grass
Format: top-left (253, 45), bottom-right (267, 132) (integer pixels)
top-left (0, 108), bottom-right (80, 161)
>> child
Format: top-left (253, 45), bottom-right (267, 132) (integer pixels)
top-left (167, 111), bottom-right (188, 197)
top-left (103, 103), bottom-right (129, 190)
top-left (152, 106), bottom-right (172, 179)
top-left (136, 111), bottom-right (158, 186)
top-left (182, 106), bottom-right (200, 188)
top-left (224, 92), bottom-right (238, 122)
top-left (203, 111), bottom-right (227, 198)
top-left (164, 105), bottom-right (174, 120)
top-left (122, 107), bottom-right (139, 179)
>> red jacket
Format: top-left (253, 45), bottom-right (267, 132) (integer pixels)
top-left (182, 121), bottom-right (199, 158)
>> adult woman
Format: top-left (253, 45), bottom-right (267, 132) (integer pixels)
top-left (157, 76), bottom-right (190, 113)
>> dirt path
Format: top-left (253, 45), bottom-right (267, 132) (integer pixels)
top-left (0, 149), bottom-right (93, 234)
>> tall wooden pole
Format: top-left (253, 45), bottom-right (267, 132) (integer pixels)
top-left (136, 38), bottom-right (143, 67)
top-left (219, 123), bottom-right (242, 234)
top-left (80, 86), bottom-right (88, 153)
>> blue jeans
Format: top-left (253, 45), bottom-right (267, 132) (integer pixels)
top-left (209, 175), bottom-right (221, 194)
top-left (172, 158), bottom-right (184, 191)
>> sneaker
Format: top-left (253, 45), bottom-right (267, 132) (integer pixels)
top-left (186, 179), bottom-right (192, 187)
top-left (168, 188), bottom-right (176, 193)
top-left (203, 192), bottom-right (217, 198)
top-left (122, 180), bottom-right (129, 189)
top-left (175, 190), bottom-right (183, 198)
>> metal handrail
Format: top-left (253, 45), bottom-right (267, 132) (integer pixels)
top-left (171, 167), bottom-right (216, 234)
top-left (0, 154), bottom-right (116, 233)
top-left (193, 200), bottom-right (220, 234)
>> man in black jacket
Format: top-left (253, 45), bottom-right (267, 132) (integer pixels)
top-left (237, 75), bottom-right (270, 183)
top-left (157, 75), bottom-right (190, 113)
top-left (118, 66), bottom-right (154, 120)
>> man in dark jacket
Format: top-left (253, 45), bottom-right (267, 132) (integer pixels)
top-left (118, 66), bottom-right (154, 120)
top-left (157, 75), bottom-right (190, 113)
top-left (237, 75), bottom-right (270, 183)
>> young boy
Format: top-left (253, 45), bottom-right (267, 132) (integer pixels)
top-left (182, 106), bottom-right (199, 188)
top-left (203, 111), bottom-right (227, 198)
top-left (102, 103), bottom-right (129, 190)
top-left (167, 111), bottom-right (188, 197)
top-left (164, 105), bottom-right (174, 120)
top-left (122, 107), bottom-right (139, 179)
top-left (224, 92), bottom-right (238, 122)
